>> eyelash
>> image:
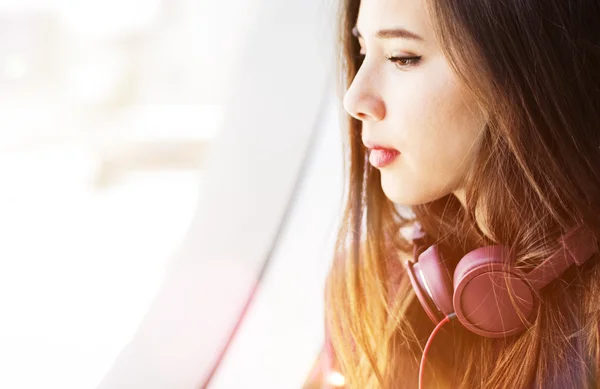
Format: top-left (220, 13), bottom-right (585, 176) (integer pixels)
top-left (386, 55), bottom-right (422, 67)
top-left (355, 53), bottom-right (422, 69)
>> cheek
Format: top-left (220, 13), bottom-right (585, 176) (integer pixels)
top-left (401, 79), bottom-right (480, 164)
top-left (417, 102), bottom-right (481, 181)
top-left (381, 71), bottom-right (484, 203)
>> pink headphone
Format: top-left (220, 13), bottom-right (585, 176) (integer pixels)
top-left (404, 222), bottom-right (598, 338)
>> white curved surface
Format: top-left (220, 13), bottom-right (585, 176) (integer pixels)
top-left (207, 90), bottom-right (344, 389)
top-left (95, 0), bottom-right (338, 388)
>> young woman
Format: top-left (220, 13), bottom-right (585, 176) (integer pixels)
top-left (305, 0), bottom-right (600, 387)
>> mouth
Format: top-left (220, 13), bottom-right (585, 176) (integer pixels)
top-left (362, 139), bottom-right (399, 152)
top-left (369, 148), bottom-right (400, 168)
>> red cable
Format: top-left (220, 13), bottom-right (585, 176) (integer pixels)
top-left (418, 313), bottom-right (457, 389)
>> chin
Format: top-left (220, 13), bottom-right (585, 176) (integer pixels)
top-left (380, 176), bottom-right (449, 206)
top-left (381, 184), bottom-right (422, 206)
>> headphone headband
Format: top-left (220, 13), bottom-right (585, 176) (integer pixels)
top-left (526, 224), bottom-right (598, 290)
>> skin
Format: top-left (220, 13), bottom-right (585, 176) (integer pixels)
top-left (343, 0), bottom-right (487, 209)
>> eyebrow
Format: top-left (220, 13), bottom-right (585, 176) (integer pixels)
top-left (352, 25), bottom-right (424, 42)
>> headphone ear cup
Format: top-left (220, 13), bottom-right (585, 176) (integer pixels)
top-left (453, 245), bottom-right (537, 338)
top-left (405, 244), bottom-right (454, 324)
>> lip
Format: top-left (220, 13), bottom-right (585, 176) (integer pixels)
top-left (369, 148), bottom-right (400, 168)
top-left (362, 139), bottom-right (399, 152)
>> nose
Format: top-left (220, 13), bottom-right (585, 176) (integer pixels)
top-left (342, 76), bottom-right (385, 122)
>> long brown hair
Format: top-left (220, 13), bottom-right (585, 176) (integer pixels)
top-left (326, 0), bottom-right (600, 387)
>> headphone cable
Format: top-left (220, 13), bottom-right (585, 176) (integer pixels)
top-left (418, 312), bottom-right (457, 389)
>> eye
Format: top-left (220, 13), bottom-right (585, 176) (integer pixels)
top-left (385, 55), bottom-right (422, 69)
top-left (353, 53), bottom-right (422, 70)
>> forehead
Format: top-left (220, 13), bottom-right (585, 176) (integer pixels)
top-left (356, 0), bottom-right (432, 41)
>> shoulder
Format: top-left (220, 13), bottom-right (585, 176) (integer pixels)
top-left (398, 221), bottom-right (428, 261)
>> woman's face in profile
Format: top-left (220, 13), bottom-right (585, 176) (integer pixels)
top-left (343, 0), bottom-right (487, 207)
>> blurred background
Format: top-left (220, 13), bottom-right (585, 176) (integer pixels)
top-left (0, 0), bottom-right (341, 388)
